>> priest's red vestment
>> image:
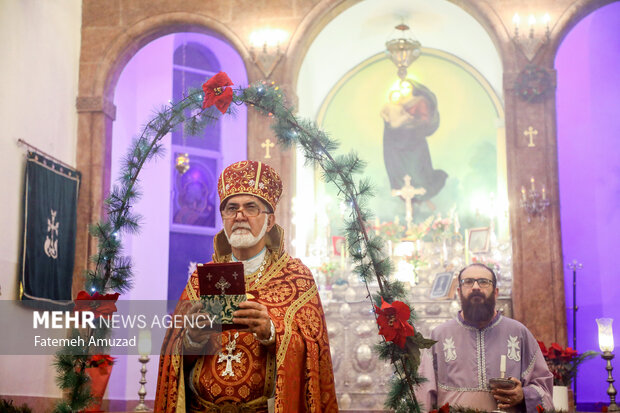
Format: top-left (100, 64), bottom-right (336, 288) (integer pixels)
top-left (155, 226), bottom-right (338, 412)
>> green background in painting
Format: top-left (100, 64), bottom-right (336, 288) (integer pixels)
top-left (317, 53), bottom-right (503, 237)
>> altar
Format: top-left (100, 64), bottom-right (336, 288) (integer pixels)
top-left (309, 221), bottom-right (514, 411)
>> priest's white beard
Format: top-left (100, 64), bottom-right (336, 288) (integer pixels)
top-left (226, 216), bottom-right (269, 249)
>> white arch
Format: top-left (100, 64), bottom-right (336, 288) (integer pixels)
top-left (294, 0), bottom-right (503, 259)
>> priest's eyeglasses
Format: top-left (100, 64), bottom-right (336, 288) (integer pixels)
top-left (221, 203), bottom-right (271, 219)
top-left (460, 278), bottom-right (494, 288)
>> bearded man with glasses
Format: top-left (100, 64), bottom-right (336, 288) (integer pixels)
top-left (156, 160), bottom-right (337, 413)
top-left (416, 263), bottom-right (553, 412)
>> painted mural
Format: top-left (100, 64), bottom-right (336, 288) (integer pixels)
top-left (317, 50), bottom-right (508, 242)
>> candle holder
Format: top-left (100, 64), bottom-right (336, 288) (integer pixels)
top-left (134, 355), bottom-right (151, 411)
top-left (601, 351), bottom-right (620, 412)
top-left (511, 13), bottom-right (551, 61)
top-left (597, 318), bottom-right (619, 412)
top-left (135, 330), bottom-right (152, 411)
top-left (520, 178), bottom-right (550, 223)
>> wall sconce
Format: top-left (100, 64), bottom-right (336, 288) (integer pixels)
top-left (512, 13), bottom-right (551, 61)
top-left (596, 318), bottom-right (620, 412)
top-left (249, 28), bottom-right (288, 78)
top-left (520, 177), bottom-right (549, 223)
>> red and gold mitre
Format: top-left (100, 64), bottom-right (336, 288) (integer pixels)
top-left (217, 160), bottom-right (282, 211)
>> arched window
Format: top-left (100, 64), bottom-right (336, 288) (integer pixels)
top-left (168, 37), bottom-right (223, 304)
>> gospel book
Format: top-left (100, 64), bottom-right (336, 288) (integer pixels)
top-left (197, 262), bottom-right (246, 331)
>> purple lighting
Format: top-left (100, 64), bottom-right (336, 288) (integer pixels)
top-left (556, 2), bottom-right (620, 407)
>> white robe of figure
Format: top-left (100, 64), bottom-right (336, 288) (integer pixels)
top-left (417, 312), bottom-right (554, 413)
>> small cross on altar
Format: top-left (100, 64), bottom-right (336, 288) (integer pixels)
top-left (261, 138), bottom-right (275, 159)
top-left (391, 175), bottom-right (426, 230)
top-left (215, 277), bottom-right (231, 295)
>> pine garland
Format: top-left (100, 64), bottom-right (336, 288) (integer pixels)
top-left (54, 77), bottom-right (432, 412)
top-left (241, 81), bottom-right (433, 412)
top-left (53, 88), bottom-right (222, 412)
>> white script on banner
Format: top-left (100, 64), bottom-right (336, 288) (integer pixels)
top-left (44, 209), bottom-right (59, 259)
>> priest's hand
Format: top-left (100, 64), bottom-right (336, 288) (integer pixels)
top-left (233, 301), bottom-right (272, 341)
top-left (492, 377), bottom-right (524, 410)
top-left (185, 302), bottom-right (214, 345)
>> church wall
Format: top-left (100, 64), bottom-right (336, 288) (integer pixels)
top-left (556, 2), bottom-right (620, 404)
top-left (0, 0), bottom-right (82, 404)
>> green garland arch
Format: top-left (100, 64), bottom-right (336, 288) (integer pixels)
top-left (53, 76), bottom-right (433, 413)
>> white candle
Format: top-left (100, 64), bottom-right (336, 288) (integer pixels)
top-left (500, 355), bottom-right (507, 378)
top-left (138, 329), bottom-right (152, 356)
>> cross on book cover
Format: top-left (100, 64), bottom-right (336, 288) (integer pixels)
top-left (197, 262), bottom-right (246, 330)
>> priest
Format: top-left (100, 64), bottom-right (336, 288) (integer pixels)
top-left (155, 160), bottom-right (338, 413)
top-left (416, 263), bottom-right (553, 412)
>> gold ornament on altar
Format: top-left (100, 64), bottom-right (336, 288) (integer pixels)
top-left (175, 153), bottom-right (190, 174)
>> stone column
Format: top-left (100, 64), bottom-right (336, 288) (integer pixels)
top-left (504, 64), bottom-right (567, 345)
top-left (72, 96), bottom-right (116, 297)
top-left (245, 63), bottom-right (297, 252)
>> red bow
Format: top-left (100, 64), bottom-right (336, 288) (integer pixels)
top-left (202, 71), bottom-right (234, 114)
top-left (90, 354), bottom-right (115, 367)
top-left (374, 297), bottom-right (415, 349)
top-left (74, 290), bottom-right (120, 319)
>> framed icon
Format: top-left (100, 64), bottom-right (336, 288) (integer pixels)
top-left (429, 272), bottom-right (458, 300)
top-left (468, 227), bottom-right (490, 254)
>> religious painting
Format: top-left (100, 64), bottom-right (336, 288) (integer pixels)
top-left (468, 227), bottom-right (490, 253)
top-left (170, 153), bottom-right (218, 229)
top-left (316, 49), bottom-right (507, 243)
top-left (381, 79), bottom-right (446, 204)
top-left (429, 272), bottom-right (458, 300)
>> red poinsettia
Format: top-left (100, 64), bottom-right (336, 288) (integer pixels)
top-left (74, 290), bottom-right (120, 319)
top-left (430, 402), bottom-right (450, 413)
top-left (202, 71), bottom-right (234, 114)
top-left (88, 354), bottom-right (116, 368)
top-left (537, 340), bottom-right (597, 386)
top-left (536, 404), bottom-right (545, 413)
top-left (374, 297), bottom-right (415, 349)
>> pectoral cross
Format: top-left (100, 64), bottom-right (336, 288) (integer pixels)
top-left (215, 277), bottom-right (231, 295)
top-left (217, 332), bottom-right (243, 377)
top-left (261, 138), bottom-right (275, 159)
top-left (391, 175), bottom-right (426, 230)
top-left (524, 126), bottom-right (538, 147)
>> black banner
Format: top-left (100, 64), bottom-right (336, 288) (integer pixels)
top-left (20, 152), bottom-right (81, 304)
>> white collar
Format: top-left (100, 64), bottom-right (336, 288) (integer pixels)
top-left (232, 247), bottom-right (267, 275)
